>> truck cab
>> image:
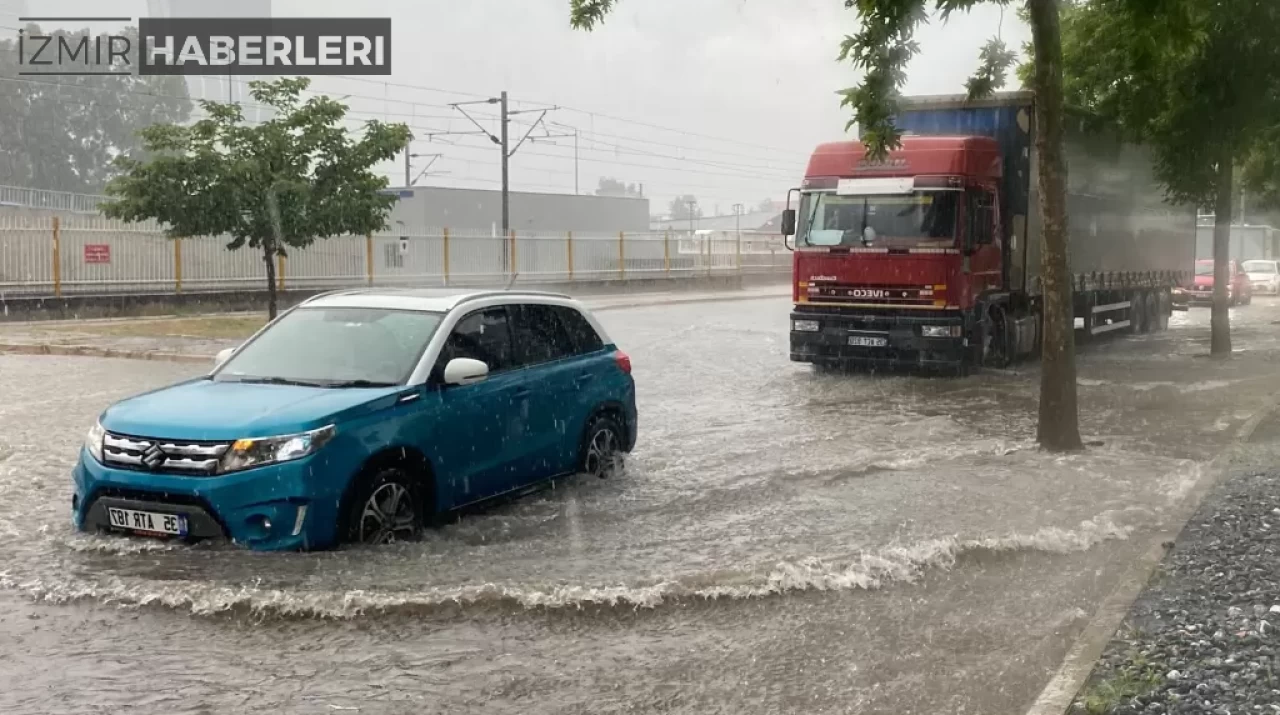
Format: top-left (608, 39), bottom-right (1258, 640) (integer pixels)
top-left (785, 135), bottom-right (1014, 369)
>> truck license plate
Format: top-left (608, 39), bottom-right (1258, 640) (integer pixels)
top-left (848, 336), bottom-right (888, 347)
top-left (107, 507), bottom-right (188, 537)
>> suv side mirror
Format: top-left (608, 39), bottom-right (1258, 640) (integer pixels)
top-left (443, 357), bottom-right (489, 386)
top-left (214, 347), bottom-right (236, 368)
top-left (781, 208), bottom-right (797, 237)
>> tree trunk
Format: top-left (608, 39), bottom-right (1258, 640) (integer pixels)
top-left (1211, 154), bottom-right (1233, 357)
top-left (1028, 0), bottom-right (1083, 452)
top-left (262, 240), bottom-right (278, 320)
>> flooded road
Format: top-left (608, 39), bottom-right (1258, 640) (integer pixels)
top-left (2, 296), bottom-right (1278, 714)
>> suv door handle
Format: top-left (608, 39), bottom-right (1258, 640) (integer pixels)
top-left (510, 387), bottom-right (532, 398)
top-left (574, 374), bottom-right (596, 385)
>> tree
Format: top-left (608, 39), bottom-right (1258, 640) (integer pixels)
top-left (573, 0), bottom-right (1088, 450)
top-left (596, 176), bottom-right (643, 197)
top-left (756, 198), bottom-right (778, 213)
top-left (0, 25), bottom-right (192, 193)
top-left (101, 78), bottom-right (411, 319)
top-left (668, 194), bottom-right (702, 221)
top-left (1049, 0), bottom-right (1280, 357)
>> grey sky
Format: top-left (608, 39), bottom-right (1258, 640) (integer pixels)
top-left (31, 0), bottom-right (1031, 217)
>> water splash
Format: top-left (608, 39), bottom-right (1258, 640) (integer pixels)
top-left (0, 516), bottom-right (1130, 619)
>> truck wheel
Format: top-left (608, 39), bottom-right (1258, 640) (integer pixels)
top-left (1130, 292), bottom-right (1148, 334)
top-left (981, 307), bottom-right (1012, 368)
top-left (1153, 291), bottom-right (1171, 331)
top-left (1143, 292), bottom-right (1161, 332)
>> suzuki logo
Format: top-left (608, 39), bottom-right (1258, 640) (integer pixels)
top-left (141, 444), bottom-right (166, 470)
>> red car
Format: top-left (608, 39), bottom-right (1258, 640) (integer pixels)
top-left (1187, 259), bottom-right (1252, 306)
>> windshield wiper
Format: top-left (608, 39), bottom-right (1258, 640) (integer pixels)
top-left (323, 379), bottom-right (399, 389)
top-left (225, 376), bottom-right (328, 387)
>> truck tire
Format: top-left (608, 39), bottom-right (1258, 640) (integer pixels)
top-left (981, 306), bottom-right (1013, 368)
top-left (1153, 290), bottom-right (1171, 331)
top-left (1130, 291), bottom-right (1149, 334)
top-left (1143, 292), bottom-right (1161, 332)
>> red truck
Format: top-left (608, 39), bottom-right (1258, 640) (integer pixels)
top-left (781, 92), bottom-right (1196, 371)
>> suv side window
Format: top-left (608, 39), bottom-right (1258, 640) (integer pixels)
top-left (552, 306), bottom-right (605, 354)
top-left (511, 304), bottom-right (577, 367)
top-left (436, 307), bottom-right (515, 375)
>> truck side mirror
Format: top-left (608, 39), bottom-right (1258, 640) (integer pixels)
top-left (781, 209), bottom-right (797, 237)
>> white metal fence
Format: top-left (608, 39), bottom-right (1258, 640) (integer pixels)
top-left (0, 185), bottom-right (107, 215)
top-left (0, 215), bottom-right (791, 298)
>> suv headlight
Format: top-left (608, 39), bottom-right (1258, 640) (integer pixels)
top-left (84, 420), bottom-right (105, 463)
top-left (219, 425), bottom-right (336, 473)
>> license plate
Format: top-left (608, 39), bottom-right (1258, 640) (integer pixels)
top-left (107, 507), bottom-right (187, 537)
top-left (848, 335), bottom-right (888, 347)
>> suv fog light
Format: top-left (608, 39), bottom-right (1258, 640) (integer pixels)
top-left (792, 319), bottom-right (820, 332)
top-left (921, 325), bottom-right (960, 338)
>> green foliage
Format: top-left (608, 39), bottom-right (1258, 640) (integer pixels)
top-left (668, 194), bottom-right (702, 220)
top-left (102, 77), bottom-right (411, 255)
top-left (569, 0), bottom-right (618, 30)
top-left (1241, 126), bottom-right (1280, 212)
top-left (1050, 0), bottom-right (1280, 207)
top-left (965, 37), bottom-right (1019, 99)
top-left (0, 25), bottom-right (192, 193)
top-left (1078, 655), bottom-right (1164, 715)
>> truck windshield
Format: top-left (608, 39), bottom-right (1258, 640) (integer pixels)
top-left (798, 191), bottom-right (959, 247)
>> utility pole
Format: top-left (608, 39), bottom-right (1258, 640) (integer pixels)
top-left (434, 93), bottom-right (564, 273)
top-left (686, 199), bottom-right (698, 236)
top-left (500, 91), bottom-right (510, 238)
top-left (404, 146), bottom-right (411, 187)
top-left (733, 203), bottom-right (743, 236)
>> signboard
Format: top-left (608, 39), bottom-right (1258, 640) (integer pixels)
top-left (84, 244), bottom-right (111, 264)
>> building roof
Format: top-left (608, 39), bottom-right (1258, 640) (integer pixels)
top-left (302, 288), bottom-right (574, 313)
top-left (650, 209), bottom-right (783, 232)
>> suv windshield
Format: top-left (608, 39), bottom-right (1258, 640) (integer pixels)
top-left (798, 190), bottom-right (959, 247)
top-left (216, 307), bottom-right (444, 386)
top-left (1243, 260), bottom-right (1277, 274)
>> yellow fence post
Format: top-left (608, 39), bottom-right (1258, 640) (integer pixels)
top-left (618, 231), bottom-right (625, 280)
top-left (566, 231), bottom-right (574, 280)
top-left (174, 238), bottom-right (182, 294)
top-left (442, 227), bottom-right (450, 286)
top-left (277, 253), bottom-right (286, 291)
top-left (365, 232), bottom-right (374, 286)
top-left (663, 230), bottom-right (671, 275)
top-left (51, 216), bottom-right (62, 298)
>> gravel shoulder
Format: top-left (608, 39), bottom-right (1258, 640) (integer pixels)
top-left (1071, 435), bottom-right (1280, 715)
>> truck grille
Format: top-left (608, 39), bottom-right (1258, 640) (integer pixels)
top-left (803, 283), bottom-right (940, 306)
top-left (102, 432), bottom-right (230, 475)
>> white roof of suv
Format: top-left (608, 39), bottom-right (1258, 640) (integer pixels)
top-left (300, 288), bottom-right (576, 313)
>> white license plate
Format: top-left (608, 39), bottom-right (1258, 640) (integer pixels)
top-left (107, 507), bottom-right (188, 536)
top-left (848, 335), bottom-right (888, 347)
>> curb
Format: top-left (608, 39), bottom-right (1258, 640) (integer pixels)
top-left (0, 342), bottom-right (212, 364)
top-left (588, 290), bottom-right (787, 313)
top-left (1023, 389), bottom-right (1280, 715)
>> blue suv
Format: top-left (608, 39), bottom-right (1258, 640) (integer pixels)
top-left (72, 289), bottom-right (638, 550)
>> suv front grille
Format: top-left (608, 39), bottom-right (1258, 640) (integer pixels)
top-left (103, 432), bottom-right (230, 475)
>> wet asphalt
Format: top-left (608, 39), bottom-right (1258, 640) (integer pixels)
top-left (2, 297), bottom-right (1278, 714)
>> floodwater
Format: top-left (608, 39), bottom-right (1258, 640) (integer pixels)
top-left (2, 297), bottom-right (1278, 714)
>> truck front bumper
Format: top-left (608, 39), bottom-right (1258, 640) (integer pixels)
top-left (789, 309), bottom-right (970, 369)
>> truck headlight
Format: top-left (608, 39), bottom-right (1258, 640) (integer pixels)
top-left (921, 325), bottom-right (961, 338)
top-left (792, 319), bottom-right (820, 332)
top-left (219, 425), bottom-right (336, 473)
top-left (84, 420), bottom-right (105, 463)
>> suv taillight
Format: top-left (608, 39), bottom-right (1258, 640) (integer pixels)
top-left (614, 350), bottom-right (632, 375)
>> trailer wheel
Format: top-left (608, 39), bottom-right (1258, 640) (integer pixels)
top-left (1130, 291), bottom-right (1149, 334)
top-left (1144, 292), bottom-right (1162, 332)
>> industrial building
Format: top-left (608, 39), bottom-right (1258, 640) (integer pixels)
top-left (384, 186), bottom-right (650, 235)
